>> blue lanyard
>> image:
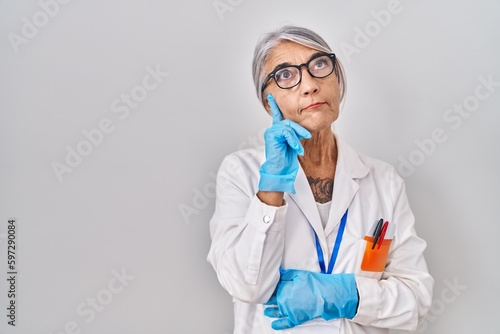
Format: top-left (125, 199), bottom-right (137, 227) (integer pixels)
top-left (314, 209), bottom-right (348, 274)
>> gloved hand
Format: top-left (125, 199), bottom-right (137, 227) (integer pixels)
top-left (258, 94), bottom-right (311, 194)
top-left (264, 269), bottom-right (359, 330)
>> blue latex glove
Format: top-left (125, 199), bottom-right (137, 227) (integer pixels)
top-left (258, 94), bottom-right (311, 194)
top-left (264, 269), bottom-right (359, 330)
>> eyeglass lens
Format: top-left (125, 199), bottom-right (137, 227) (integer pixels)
top-left (274, 55), bottom-right (334, 89)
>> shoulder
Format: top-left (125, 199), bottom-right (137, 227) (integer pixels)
top-left (358, 152), bottom-right (401, 180)
top-left (220, 146), bottom-right (264, 171)
top-left (215, 146), bottom-right (264, 194)
top-left (337, 137), bottom-right (403, 185)
top-left (338, 139), bottom-right (409, 211)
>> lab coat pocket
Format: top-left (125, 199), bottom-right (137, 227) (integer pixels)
top-left (352, 239), bottom-right (381, 280)
top-left (360, 236), bottom-right (392, 272)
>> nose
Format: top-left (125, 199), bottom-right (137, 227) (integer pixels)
top-left (299, 66), bottom-right (319, 96)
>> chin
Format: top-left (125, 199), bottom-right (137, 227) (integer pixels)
top-left (299, 115), bottom-right (336, 133)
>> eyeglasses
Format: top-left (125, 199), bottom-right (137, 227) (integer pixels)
top-left (261, 53), bottom-right (336, 93)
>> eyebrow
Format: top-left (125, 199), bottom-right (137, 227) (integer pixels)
top-left (270, 52), bottom-right (326, 73)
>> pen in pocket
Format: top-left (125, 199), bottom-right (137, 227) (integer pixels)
top-left (362, 219), bottom-right (393, 272)
top-left (377, 221), bottom-right (389, 249)
top-left (371, 218), bottom-right (383, 249)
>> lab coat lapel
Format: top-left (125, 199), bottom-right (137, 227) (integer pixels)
top-left (324, 165), bottom-right (358, 237)
top-left (325, 137), bottom-right (370, 237)
top-left (286, 166), bottom-right (328, 252)
top-left (286, 136), bottom-right (369, 258)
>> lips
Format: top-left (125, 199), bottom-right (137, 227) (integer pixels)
top-left (303, 102), bottom-right (325, 110)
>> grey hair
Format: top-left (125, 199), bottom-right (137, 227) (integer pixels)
top-left (252, 25), bottom-right (346, 107)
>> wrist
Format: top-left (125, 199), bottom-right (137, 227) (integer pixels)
top-left (257, 191), bottom-right (285, 207)
top-left (258, 172), bottom-right (297, 194)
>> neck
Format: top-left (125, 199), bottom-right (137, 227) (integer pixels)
top-left (300, 127), bottom-right (337, 166)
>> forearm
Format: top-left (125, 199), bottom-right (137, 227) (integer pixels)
top-left (208, 194), bottom-right (287, 304)
top-left (353, 270), bottom-right (433, 330)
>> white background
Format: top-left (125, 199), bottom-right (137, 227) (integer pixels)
top-left (1, 1), bottom-right (499, 333)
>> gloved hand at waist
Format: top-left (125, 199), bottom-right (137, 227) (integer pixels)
top-left (264, 269), bottom-right (359, 330)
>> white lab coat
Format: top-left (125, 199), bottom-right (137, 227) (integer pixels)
top-left (207, 136), bottom-right (433, 334)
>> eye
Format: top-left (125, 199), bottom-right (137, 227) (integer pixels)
top-left (312, 57), bottom-right (328, 70)
top-left (276, 68), bottom-right (295, 80)
top-left (309, 56), bottom-right (333, 76)
top-left (275, 67), bottom-right (299, 88)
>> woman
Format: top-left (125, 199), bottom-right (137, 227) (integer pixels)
top-left (208, 25), bottom-right (433, 333)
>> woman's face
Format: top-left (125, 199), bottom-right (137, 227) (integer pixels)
top-left (263, 41), bottom-right (341, 134)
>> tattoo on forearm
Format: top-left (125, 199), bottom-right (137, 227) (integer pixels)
top-left (307, 176), bottom-right (333, 204)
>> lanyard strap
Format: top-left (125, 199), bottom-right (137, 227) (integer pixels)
top-left (314, 209), bottom-right (348, 274)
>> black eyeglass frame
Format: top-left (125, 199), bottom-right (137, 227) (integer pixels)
top-left (260, 53), bottom-right (336, 93)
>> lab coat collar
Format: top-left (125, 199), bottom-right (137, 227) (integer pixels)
top-left (334, 136), bottom-right (370, 180)
top-left (286, 135), bottom-right (369, 255)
